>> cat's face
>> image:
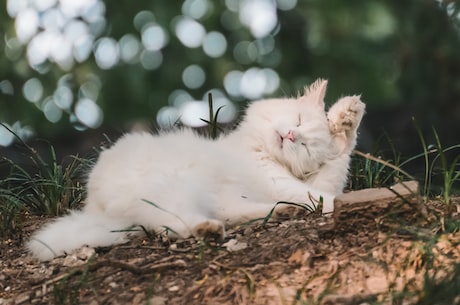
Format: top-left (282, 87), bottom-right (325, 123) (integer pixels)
top-left (243, 79), bottom-right (338, 179)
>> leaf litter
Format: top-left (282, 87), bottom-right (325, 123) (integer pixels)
top-left (0, 201), bottom-right (459, 305)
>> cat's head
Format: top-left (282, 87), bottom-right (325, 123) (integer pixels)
top-left (241, 79), bottom-right (338, 179)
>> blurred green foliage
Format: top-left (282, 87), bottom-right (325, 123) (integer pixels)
top-left (0, 0), bottom-right (459, 154)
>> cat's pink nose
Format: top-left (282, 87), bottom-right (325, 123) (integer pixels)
top-left (286, 130), bottom-right (295, 142)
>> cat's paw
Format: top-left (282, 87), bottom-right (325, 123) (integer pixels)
top-left (273, 204), bottom-right (309, 219)
top-left (192, 219), bottom-right (226, 240)
top-left (327, 95), bottom-right (365, 135)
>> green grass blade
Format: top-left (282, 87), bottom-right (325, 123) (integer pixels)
top-left (141, 199), bottom-right (189, 236)
top-left (413, 118), bottom-right (431, 200)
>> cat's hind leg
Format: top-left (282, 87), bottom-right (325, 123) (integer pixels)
top-left (192, 219), bottom-right (226, 239)
top-left (173, 217), bottom-right (226, 240)
top-left (154, 212), bottom-right (226, 240)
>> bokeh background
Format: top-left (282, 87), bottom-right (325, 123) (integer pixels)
top-left (1, 0), bottom-right (459, 157)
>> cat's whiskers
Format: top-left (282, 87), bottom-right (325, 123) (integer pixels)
top-left (302, 142), bottom-right (311, 157)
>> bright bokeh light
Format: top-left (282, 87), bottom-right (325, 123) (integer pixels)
top-left (22, 78), bottom-right (43, 103)
top-left (73, 35), bottom-right (93, 63)
top-left (223, 71), bottom-right (244, 97)
top-left (182, 65), bottom-right (206, 89)
top-left (158, 88), bottom-right (237, 129)
top-left (240, 68), bottom-right (268, 99)
top-left (239, 0), bottom-right (278, 38)
top-left (15, 8), bottom-right (39, 43)
top-left (0, 123), bottom-right (15, 147)
top-left (94, 37), bottom-right (120, 70)
top-left (53, 86), bottom-right (73, 110)
top-left (262, 68), bottom-right (281, 94)
top-left (141, 23), bottom-right (169, 51)
top-left (168, 89), bottom-right (194, 108)
top-left (208, 96), bottom-right (237, 124)
top-left (43, 97), bottom-right (63, 123)
top-left (5, 0), bottom-right (293, 143)
top-left (224, 68), bottom-right (280, 99)
top-left (0, 122), bottom-right (34, 147)
top-left (177, 96), bottom-right (236, 128)
top-left (182, 0), bottom-right (211, 20)
top-left (119, 34), bottom-right (141, 63)
top-left (75, 98), bottom-right (103, 128)
top-left (175, 17), bottom-right (206, 48)
top-left (8, 0), bottom-right (106, 70)
top-left (41, 8), bottom-right (65, 31)
top-left (60, 0), bottom-right (99, 19)
top-left (178, 101), bottom-right (208, 127)
top-left (156, 106), bottom-right (180, 129)
top-left (202, 31), bottom-right (227, 57)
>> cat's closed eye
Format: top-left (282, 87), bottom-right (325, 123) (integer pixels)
top-left (297, 114), bottom-right (302, 127)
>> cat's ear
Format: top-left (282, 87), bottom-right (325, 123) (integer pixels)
top-left (302, 78), bottom-right (328, 108)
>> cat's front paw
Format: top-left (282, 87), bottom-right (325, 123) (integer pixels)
top-left (192, 219), bottom-right (226, 240)
top-left (327, 95), bottom-right (365, 135)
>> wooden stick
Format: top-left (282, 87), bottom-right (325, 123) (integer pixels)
top-left (334, 180), bottom-right (422, 225)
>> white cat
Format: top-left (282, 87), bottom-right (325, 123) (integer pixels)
top-left (27, 79), bottom-right (365, 261)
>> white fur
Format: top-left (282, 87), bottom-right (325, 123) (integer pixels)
top-left (27, 79), bottom-right (365, 261)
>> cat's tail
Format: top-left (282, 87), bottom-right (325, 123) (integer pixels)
top-left (27, 210), bottom-right (133, 261)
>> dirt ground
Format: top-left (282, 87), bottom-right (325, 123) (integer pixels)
top-left (1, 199), bottom-right (460, 305)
